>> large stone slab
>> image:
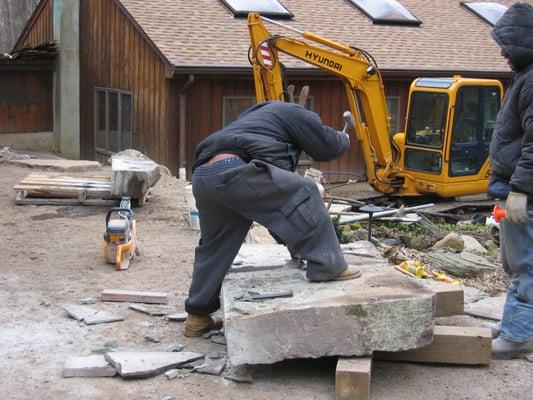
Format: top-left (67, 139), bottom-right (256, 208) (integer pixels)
top-left (104, 351), bottom-right (203, 378)
top-left (110, 150), bottom-right (161, 200)
top-left (222, 243), bottom-right (435, 365)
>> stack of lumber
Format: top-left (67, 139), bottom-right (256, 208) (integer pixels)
top-left (13, 173), bottom-right (117, 205)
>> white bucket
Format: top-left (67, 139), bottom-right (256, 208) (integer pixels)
top-left (184, 184), bottom-right (200, 231)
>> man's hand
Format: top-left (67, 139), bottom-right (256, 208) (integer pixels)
top-left (505, 191), bottom-right (528, 223)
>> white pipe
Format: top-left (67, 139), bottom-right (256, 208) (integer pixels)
top-left (338, 203), bottom-right (434, 224)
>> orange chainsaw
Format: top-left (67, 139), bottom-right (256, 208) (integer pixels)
top-left (103, 198), bottom-right (139, 270)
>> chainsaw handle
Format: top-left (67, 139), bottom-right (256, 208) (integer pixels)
top-left (106, 208), bottom-right (134, 225)
top-left (493, 204), bottom-right (506, 223)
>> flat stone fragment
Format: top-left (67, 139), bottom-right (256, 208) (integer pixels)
top-left (230, 244), bottom-right (292, 272)
top-left (63, 304), bottom-right (124, 325)
top-left (104, 351), bottom-right (203, 378)
top-left (165, 312), bottom-right (187, 322)
top-left (223, 364), bottom-right (254, 383)
top-left (63, 355), bottom-right (116, 378)
top-left (222, 244), bottom-right (435, 366)
top-left (164, 369), bottom-right (179, 380)
top-left (166, 343), bottom-right (184, 352)
top-left (464, 294), bottom-right (505, 321)
top-left (527, 354), bottom-right (533, 362)
top-left (192, 357), bottom-right (226, 375)
top-left (79, 298), bottom-right (97, 305)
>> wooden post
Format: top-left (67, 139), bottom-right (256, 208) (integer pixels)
top-left (335, 357), bottom-right (372, 400)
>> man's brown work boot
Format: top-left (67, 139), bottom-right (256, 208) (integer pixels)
top-left (183, 314), bottom-right (223, 338)
top-left (332, 265), bottom-right (362, 281)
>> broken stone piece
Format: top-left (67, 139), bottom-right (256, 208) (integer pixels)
top-left (62, 304), bottom-right (124, 325)
top-left (166, 343), bottom-right (184, 352)
top-left (79, 298), bottom-right (97, 305)
top-left (192, 357), bottom-right (226, 375)
top-left (164, 369), bottom-right (179, 380)
top-left (144, 335), bottom-right (161, 343)
top-left (104, 351), bottom-right (203, 378)
top-left (63, 355), bottom-right (116, 378)
top-left (165, 312), bottom-right (187, 322)
top-left (211, 335), bottom-right (227, 345)
top-left (223, 364), bottom-right (254, 384)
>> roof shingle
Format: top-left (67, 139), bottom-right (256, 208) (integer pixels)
top-left (118, 0), bottom-right (518, 72)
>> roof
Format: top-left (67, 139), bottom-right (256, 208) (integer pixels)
top-left (120, 0), bottom-right (517, 73)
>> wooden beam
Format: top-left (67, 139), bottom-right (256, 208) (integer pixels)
top-left (431, 284), bottom-right (464, 317)
top-left (101, 289), bottom-right (168, 304)
top-left (374, 325), bottom-right (492, 365)
top-left (335, 357), bottom-right (372, 400)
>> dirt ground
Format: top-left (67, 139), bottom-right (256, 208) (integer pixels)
top-left (0, 161), bottom-right (532, 400)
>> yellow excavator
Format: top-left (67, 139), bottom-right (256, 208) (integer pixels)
top-left (248, 13), bottom-right (504, 198)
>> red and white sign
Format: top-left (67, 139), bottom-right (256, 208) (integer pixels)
top-left (260, 43), bottom-right (273, 67)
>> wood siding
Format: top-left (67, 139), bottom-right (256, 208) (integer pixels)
top-left (79, 0), bottom-right (177, 171)
top-left (0, 70), bottom-right (53, 133)
top-left (183, 76), bottom-right (410, 180)
top-left (16, 0), bottom-right (53, 49)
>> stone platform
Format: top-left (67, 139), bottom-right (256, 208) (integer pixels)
top-left (222, 243), bottom-right (435, 366)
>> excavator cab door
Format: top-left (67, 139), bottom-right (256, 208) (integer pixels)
top-left (448, 86), bottom-right (501, 176)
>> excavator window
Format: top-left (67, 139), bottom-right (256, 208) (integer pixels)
top-left (449, 86), bottom-right (501, 176)
top-left (406, 92), bottom-right (448, 148)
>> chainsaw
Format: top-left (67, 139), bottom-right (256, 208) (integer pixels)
top-left (103, 197), bottom-right (139, 270)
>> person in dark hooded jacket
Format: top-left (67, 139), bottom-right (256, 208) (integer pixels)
top-left (486, 2), bottom-right (533, 359)
top-left (182, 101), bottom-right (361, 337)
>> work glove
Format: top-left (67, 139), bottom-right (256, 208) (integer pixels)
top-left (505, 191), bottom-right (528, 224)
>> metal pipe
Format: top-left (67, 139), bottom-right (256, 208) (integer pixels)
top-left (337, 203), bottom-right (434, 224)
top-left (178, 74), bottom-right (194, 176)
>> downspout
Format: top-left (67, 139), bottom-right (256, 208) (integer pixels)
top-left (178, 74), bottom-right (194, 180)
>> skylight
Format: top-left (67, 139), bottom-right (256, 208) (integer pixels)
top-left (347, 0), bottom-right (421, 26)
top-left (220, 0), bottom-right (293, 18)
top-left (462, 2), bottom-right (508, 26)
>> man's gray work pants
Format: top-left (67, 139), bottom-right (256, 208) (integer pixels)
top-left (185, 157), bottom-right (347, 315)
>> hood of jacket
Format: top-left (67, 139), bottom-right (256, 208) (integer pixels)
top-left (491, 2), bottom-right (533, 71)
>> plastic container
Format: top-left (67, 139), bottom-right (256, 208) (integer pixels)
top-left (184, 184), bottom-right (200, 231)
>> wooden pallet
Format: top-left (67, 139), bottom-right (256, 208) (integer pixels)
top-left (13, 173), bottom-right (119, 205)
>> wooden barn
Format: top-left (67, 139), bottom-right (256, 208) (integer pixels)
top-left (2, 0), bottom-right (514, 180)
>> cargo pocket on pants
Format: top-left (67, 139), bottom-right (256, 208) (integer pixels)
top-left (280, 188), bottom-right (320, 231)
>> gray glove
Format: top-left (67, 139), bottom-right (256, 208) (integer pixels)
top-left (505, 191), bottom-right (528, 224)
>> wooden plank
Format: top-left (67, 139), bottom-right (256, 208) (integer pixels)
top-left (374, 325), bottom-right (492, 365)
top-left (432, 284), bottom-right (464, 317)
top-left (335, 357), bottom-right (372, 400)
top-left (15, 197), bottom-right (119, 206)
top-left (101, 290), bottom-right (168, 304)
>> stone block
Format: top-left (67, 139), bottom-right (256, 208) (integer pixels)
top-left (110, 150), bottom-right (161, 200)
top-left (63, 355), bottom-right (116, 377)
top-left (104, 351), bottom-right (203, 378)
top-left (222, 244), bottom-right (435, 366)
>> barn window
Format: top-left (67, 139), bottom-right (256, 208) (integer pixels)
top-left (220, 0), bottom-right (293, 18)
top-left (347, 0), bottom-right (421, 25)
top-left (94, 88), bottom-right (133, 155)
top-left (461, 2), bottom-right (508, 26)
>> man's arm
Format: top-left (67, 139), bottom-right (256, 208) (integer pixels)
top-left (282, 105), bottom-right (350, 162)
top-left (509, 78), bottom-right (533, 195)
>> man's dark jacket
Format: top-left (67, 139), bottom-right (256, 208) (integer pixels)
top-left (192, 101), bottom-right (349, 172)
top-left (488, 2), bottom-right (533, 198)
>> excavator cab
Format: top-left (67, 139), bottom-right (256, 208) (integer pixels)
top-left (397, 78), bottom-right (502, 197)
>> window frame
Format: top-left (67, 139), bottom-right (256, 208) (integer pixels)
top-left (461, 2), bottom-right (508, 27)
top-left (346, 0), bottom-right (421, 26)
top-left (219, 0), bottom-right (294, 19)
top-left (94, 87), bottom-right (133, 156)
top-left (222, 96), bottom-right (256, 127)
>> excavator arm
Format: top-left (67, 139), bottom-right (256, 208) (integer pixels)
top-left (248, 13), bottom-right (401, 191)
